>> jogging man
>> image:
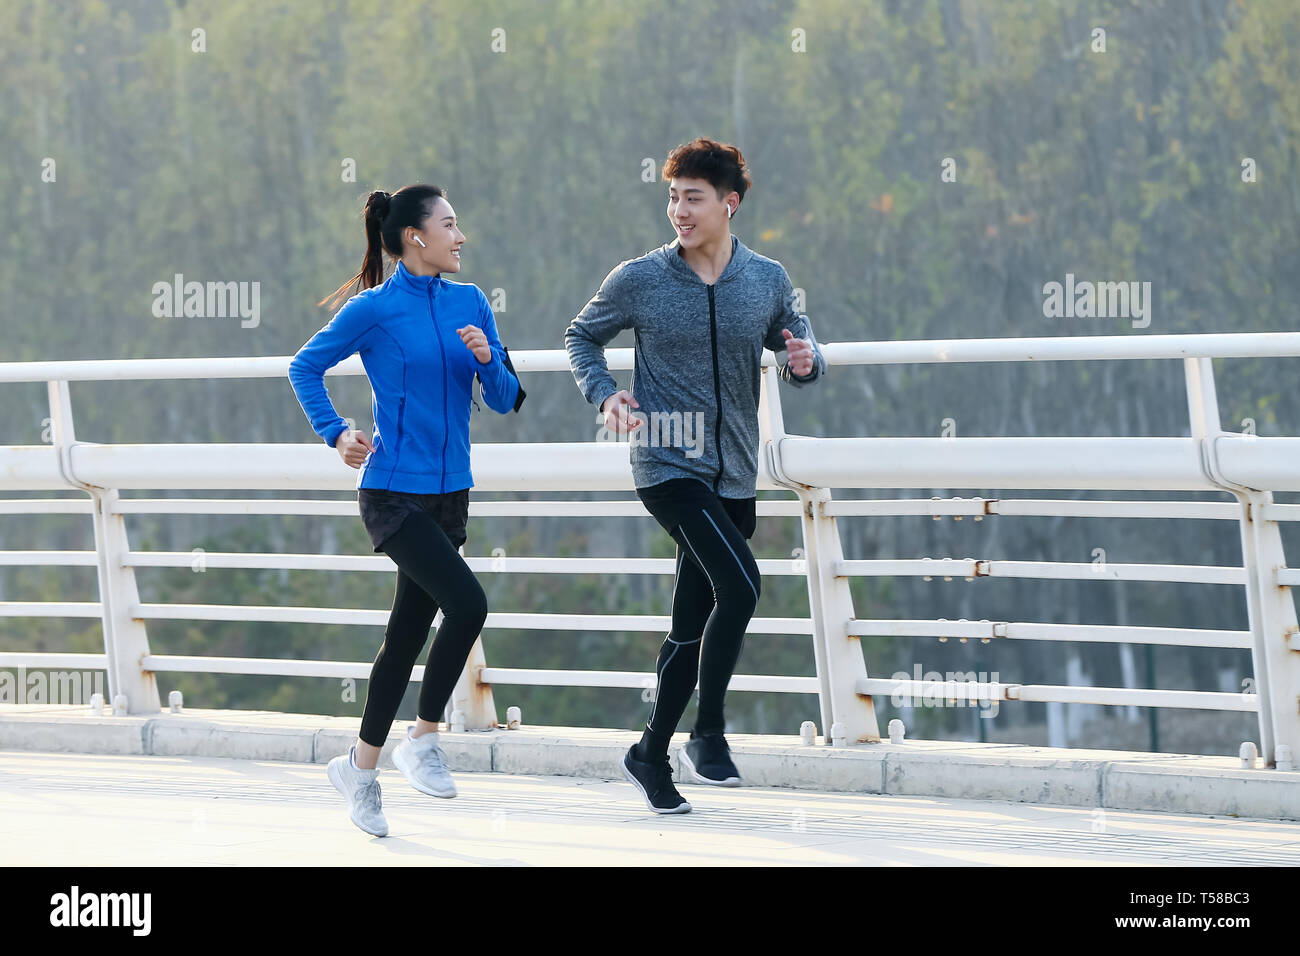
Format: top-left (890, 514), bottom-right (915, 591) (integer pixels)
top-left (564, 137), bottom-right (827, 813)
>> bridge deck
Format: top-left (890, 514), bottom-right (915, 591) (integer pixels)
top-left (3, 750), bottom-right (1298, 866)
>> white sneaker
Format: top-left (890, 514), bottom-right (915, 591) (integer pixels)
top-left (327, 745), bottom-right (388, 837)
top-left (392, 726), bottom-right (457, 798)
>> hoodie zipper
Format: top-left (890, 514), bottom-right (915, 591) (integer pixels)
top-left (707, 284), bottom-right (724, 493)
top-left (428, 282), bottom-right (449, 493)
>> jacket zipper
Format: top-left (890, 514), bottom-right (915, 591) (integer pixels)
top-left (391, 394), bottom-right (406, 483)
top-left (429, 284), bottom-right (449, 493)
top-left (707, 284), bottom-right (724, 493)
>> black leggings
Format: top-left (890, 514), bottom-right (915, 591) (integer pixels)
top-left (357, 510), bottom-right (488, 747)
top-left (636, 478), bottom-right (760, 756)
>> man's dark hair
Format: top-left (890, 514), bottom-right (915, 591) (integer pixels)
top-left (662, 138), bottom-right (753, 208)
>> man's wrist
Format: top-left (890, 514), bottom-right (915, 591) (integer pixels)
top-left (791, 358), bottom-right (819, 381)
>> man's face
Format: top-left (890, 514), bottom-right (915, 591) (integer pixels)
top-left (667, 176), bottom-right (735, 249)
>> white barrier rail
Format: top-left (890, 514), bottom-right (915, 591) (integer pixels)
top-left (2, 332), bottom-right (1299, 764)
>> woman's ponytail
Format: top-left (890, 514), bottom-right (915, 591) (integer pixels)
top-left (319, 185), bottom-right (443, 310)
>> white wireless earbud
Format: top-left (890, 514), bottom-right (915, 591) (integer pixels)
top-left (412, 236), bottom-right (427, 248)
top-left (727, 205), bottom-right (733, 219)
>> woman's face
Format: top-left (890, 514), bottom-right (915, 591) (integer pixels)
top-left (409, 197), bottom-right (466, 274)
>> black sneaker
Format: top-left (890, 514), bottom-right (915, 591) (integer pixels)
top-left (680, 731), bottom-right (742, 787)
top-left (621, 745), bottom-right (691, 814)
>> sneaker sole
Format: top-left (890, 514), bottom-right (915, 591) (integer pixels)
top-left (393, 745), bottom-right (457, 799)
top-left (679, 746), bottom-right (742, 787)
top-left (327, 757), bottom-right (388, 837)
top-left (621, 755), bottom-right (691, 814)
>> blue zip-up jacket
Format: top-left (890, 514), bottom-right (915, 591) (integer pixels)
top-left (288, 260), bottom-right (525, 493)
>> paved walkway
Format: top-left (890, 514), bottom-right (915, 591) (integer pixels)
top-left (3, 750), bottom-right (1298, 866)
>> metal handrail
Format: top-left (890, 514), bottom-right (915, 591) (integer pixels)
top-left (1, 333), bottom-right (1296, 764)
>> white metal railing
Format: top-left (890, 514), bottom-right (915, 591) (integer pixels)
top-left (2, 332), bottom-right (1300, 765)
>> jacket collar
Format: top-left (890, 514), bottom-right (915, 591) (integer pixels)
top-left (391, 259), bottom-right (445, 297)
top-left (659, 232), bottom-right (753, 284)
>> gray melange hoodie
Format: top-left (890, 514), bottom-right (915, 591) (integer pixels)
top-left (564, 234), bottom-right (827, 498)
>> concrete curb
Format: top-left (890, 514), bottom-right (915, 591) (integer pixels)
top-left (2, 706), bottom-right (1297, 821)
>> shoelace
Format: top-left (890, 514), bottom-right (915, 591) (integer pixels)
top-left (418, 739), bottom-right (447, 772)
top-left (648, 757), bottom-right (676, 796)
top-left (356, 776), bottom-right (382, 811)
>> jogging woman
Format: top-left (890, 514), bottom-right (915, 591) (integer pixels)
top-left (288, 184), bottom-right (525, 837)
top-left (565, 139), bottom-right (826, 813)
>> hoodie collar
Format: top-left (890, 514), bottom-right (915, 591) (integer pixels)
top-left (392, 259), bottom-right (444, 297)
top-left (659, 233), bottom-right (753, 285)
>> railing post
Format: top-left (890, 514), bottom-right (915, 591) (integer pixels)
top-left (93, 488), bottom-right (161, 714)
top-left (47, 381), bottom-right (160, 715)
top-left (1185, 357), bottom-right (1300, 765)
top-left (447, 541), bottom-right (498, 730)
top-left (1233, 489), bottom-right (1300, 765)
top-left (447, 635), bottom-right (497, 730)
top-left (759, 367), bottom-right (880, 744)
top-left (799, 489), bottom-right (880, 743)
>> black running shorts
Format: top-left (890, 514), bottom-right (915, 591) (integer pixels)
top-left (357, 487), bottom-right (470, 553)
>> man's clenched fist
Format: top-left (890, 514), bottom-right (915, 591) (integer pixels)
top-left (600, 389), bottom-right (644, 434)
top-left (782, 327), bottom-right (814, 376)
